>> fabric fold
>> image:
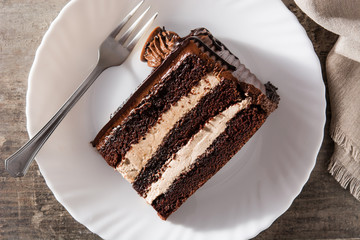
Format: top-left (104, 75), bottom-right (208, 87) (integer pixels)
top-left (295, 0), bottom-right (360, 200)
top-left (327, 42), bottom-right (360, 163)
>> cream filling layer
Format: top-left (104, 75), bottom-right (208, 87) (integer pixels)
top-left (116, 74), bottom-right (222, 182)
top-left (145, 98), bottom-right (251, 204)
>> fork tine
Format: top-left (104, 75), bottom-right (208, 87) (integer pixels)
top-left (109, 0), bottom-right (144, 38)
top-left (118, 6), bottom-right (151, 45)
top-left (126, 12), bottom-right (158, 51)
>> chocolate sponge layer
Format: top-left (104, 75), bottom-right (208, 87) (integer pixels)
top-left (151, 106), bottom-right (266, 220)
top-left (132, 78), bottom-right (244, 196)
top-left (95, 54), bottom-right (209, 168)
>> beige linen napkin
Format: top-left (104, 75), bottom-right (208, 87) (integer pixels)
top-left (294, 0), bottom-right (360, 200)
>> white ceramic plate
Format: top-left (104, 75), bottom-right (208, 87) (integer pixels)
top-left (26, 0), bottom-right (325, 239)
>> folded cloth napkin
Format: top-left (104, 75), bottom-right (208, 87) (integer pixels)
top-left (294, 0), bottom-right (360, 200)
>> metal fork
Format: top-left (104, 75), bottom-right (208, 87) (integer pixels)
top-left (5, 1), bottom-right (158, 178)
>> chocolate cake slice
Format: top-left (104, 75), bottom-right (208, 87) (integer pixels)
top-left (92, 27), bottom-right (279, 220)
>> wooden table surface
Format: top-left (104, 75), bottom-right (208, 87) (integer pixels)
top-left (1, 0), bottom-right (360, 239)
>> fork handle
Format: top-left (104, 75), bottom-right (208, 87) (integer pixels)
top-left (5, 63), bottom-right (105, 177)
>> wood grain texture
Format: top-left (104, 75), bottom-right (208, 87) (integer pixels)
top-left (0, 0), bottom-right (359, 239)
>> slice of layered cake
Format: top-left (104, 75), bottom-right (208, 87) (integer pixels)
top-left (92, 27), bottom-right (279, 220)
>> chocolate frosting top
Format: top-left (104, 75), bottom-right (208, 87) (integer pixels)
top-left (141, 27), bottom-right (267, 94)
top-left (140, 27), bottom-right (180, 68)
